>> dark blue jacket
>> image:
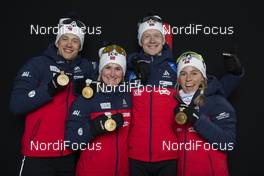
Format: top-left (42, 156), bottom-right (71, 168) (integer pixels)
top-left (194, 75), bottom-right (236, 145)
top-left (10, 44), bottom-right (96, 114)
top-left (65, 88), bottom-right (132, 176)
top-left (9, 44), bottom-right (96, 157)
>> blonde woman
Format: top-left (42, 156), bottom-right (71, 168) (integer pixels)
top-left (174, 51), bottom-right (236, 176)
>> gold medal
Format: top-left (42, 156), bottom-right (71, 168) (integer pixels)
top-left (57, 71), bottom-right (69, 86)
top-left (82, 86), bottom-right (94, 99)
top-left (82, 79), bottom-right (94, 99)
top-left (175, 108), bottom-right (187, 125)
top-left (104, 116), bottom-right (117, 132)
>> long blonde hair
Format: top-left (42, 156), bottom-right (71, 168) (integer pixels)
top-left (193, 80), bottom-right (207, 107)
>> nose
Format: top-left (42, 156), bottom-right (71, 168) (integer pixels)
top-left (186, 74), bottom-right (192, 81)
top-left (149, 36), bottom-right (156, 43)
top-left (66, 40), bottom-right (73, 47)
top-left (110, 68), bottom-right (116, 77)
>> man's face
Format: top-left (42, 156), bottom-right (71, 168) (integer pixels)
top-left (56, 33), bottom-right (81, 60)
top-left (141, 29), bottom-right (163, 56)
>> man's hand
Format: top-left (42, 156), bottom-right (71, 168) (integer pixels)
top-left (132, 59), bottom-right (150, 84)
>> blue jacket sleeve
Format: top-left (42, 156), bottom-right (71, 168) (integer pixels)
top-left (219, 73), bottom-right (241, 98)
top-left (85, 60), bottom-right (98, 80)
top-left (9, 58), bottom-right (52, 115)
top-left (194, 96), bottom-right (236, 148)
top-left (65, 96), bottom-right (94, 150)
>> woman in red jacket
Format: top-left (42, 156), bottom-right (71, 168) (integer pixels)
top-left (174, 51), bottom-right (236, 176)
top-left (65, 44), bottom-right (132, 176)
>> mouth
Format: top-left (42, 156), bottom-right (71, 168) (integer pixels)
top-left (185, 84), bottom-right (195, 89)
top-left (147, 44), bottom-right (158, 49)
top-left (63, 48), bottom-right (74, 53)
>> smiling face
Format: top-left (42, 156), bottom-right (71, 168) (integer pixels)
top-left (56, 33), bottom-right (81, 60)
top-left (178, 66), bottom-right (205, 94)
top-left (101, 63), bottom-right (124, 86)
top-left (141, 29), bottom-right (163, 56)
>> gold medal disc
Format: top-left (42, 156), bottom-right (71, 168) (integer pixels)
top-left (57, 72), bottom-right (69, 86)
top-left (82, 86), bottom-right (94, 99)
top-left (175, 112), bottom-right (188, 125)
top-left (104, 118), bottom-right (117, 131)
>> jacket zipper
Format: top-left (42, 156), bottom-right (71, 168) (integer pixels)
top-left (149, 56), bottom-right (153, 162)
top-left (149, 90), bottom-right (153, 161)
top-left (183, 124), bottom-right (187, 176)
top-left (60, 81), bottom-right (71, 156)
top-left (114, 130), bottom-right (119, 176)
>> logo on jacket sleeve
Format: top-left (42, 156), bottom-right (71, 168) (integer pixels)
top-left (100, 102), bottom-right (111, 109)
top-left (72, 110), bottom-right (81, 117)
top-left (216, 112), bottom-right (230, 120)
top-left (28, 90), bottom-right (36, 97)
top-left (21, 71), bottom-right (31, 77)
top-left (78, 128), bottom-right (83, 136)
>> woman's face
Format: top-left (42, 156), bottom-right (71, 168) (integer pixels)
top-left (178, 66), bottom-right (204, 94)
top-left (101, 63), bottom-right (123, 86)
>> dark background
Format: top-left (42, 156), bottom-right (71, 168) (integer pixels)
top-left (3, 0), bottom-right (263, 175)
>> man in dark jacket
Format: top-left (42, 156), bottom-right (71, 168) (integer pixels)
top-left (10, 16), bottom-right (95, 176)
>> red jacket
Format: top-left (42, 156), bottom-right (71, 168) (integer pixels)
top-left (76, 109), bottom-right (131, 176)
top-left (175, 124), bottom-right (229, 176)
top-left (66, 91), bottom-right (132, 176)
top-left (22, 86), bottom-right (75, 156)
top-left (127, 46), bottom-right (179, 162)
top-left (129, 87), bottom-right (178, 162)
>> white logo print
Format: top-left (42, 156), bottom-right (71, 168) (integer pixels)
top-left (216, 112), bottom-right (230, 120)
top-left (159, 89), bottom-right (171, 95)
top-left (133, 89), bottom-right (142, 96)
top-left (72, 110), bottom-right (81, 116)
top-left (28, 90), bottom-right (36, 98)
top-left (122, 99), bottom-right (128, 108)
top-left (21, 71), bottom-right (31, 77)
top-left (162, 70), bottom-right (171, 78)
top-left (78, 128), bottom-right (83, 136)
top-left (74, 66), bottom-right (81, 73)
top-left (50, 65), bottom-right (60, 73)
top-left (100, 103), bottom-right (111, 109)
